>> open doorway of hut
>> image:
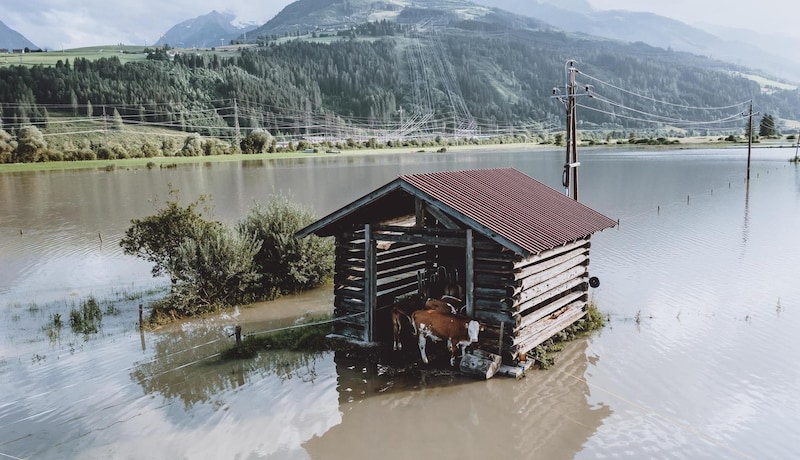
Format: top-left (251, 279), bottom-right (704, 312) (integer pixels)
top-left (374, 248), bottom-right (468, 368)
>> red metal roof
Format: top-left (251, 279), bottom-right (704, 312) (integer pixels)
top-left (400, 168), bottom-right (616, 254)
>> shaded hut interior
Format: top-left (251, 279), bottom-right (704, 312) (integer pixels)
top-left (296, 168), bottom-right (616, 366)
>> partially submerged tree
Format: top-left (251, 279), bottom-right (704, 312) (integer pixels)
top-left (120, 188), bottom-right (214, 284)
top-left (122, 190), bottom-right (334, 320)
top-left (238, 195), bottom-right (334, 298)
top-left (164, 222), bottom-right (262, 316)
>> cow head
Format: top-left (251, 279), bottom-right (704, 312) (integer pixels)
top-left (467, 320), bottom-right (480, 343)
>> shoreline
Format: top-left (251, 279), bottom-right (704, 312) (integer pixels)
top-left (1, 137), bottom-right (796, 174)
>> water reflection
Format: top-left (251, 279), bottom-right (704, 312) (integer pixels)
top-left (304, 340), bottom-right (610, 460)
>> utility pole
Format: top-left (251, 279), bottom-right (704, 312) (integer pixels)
top-left (562, 60), bottom-right (580, 201)
top-left (233, 98), bottom-right (241, 147)
top-left (746, 101), bottom-right (753, 181)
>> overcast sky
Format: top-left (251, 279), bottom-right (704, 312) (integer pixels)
top-left (3, 0), bottom-right (797, 50)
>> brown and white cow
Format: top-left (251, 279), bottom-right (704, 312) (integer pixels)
top-left (390, 295), bottom-right (463, 351)
top-left (410, 309), bottom-right (481, 366)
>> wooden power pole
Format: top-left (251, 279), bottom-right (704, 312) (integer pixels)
top-left (564, 61), bottom-right (580, 201)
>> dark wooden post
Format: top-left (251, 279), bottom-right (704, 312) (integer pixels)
top-left (235, 325), bottom-right (242, 349)
top-left (364, 224), bottom-right (376, 342)
top-left (138, 304), bottom-right (143, 329)
top-left (498, 321), bottom-right (505, 357)
top-left (465, 229), bottom-right (474, 318)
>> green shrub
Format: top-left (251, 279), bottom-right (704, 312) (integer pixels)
top-left (163, 222), bottom-right (262, 316)
top-left (238, 195), bottom-right (334, 298)
top-left (69, 296), bottom-right (103, 334)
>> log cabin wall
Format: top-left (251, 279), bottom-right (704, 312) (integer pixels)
top-left (473, 237), bottom-right (592, 361)
top-left (332, 227), bottom-right (430, 342)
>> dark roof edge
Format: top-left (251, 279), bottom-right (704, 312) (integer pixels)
top-left (294, 178), bottom-right (404, 239)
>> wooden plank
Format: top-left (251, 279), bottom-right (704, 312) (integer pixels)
top-left (415, 197), bottom-right (425, 227)
top-left (513, 239), bottom-right (590, 270)
top-left (424, 203), bottom-right (462, 230)
top-left (370, 232), bottom-right (467, 247)
top-left (474, 298), bottom-right (514, 311)
top-left (474, 309), bottom-right (516, 329)
top-left (517, 268), bottom-right (585, 303)
top-left (515, 303), bottom-right (587, 353)
top-left (513, 247), bottom-right (588, 280)
top-left (376, 252), bottom-right (428, 273)
top-left (474, 250), bottom-right (519, 263)
top-left (474, 286), bottom-right (518, 298)
top-left (377, 274), bottom-right (418, 292)
top-left (375, 261), bottom-right (427, 280)
top-left (334, 298), bottom-right (365, 314)
top-left (516, 276), bottom-right (586, 316)
top-left (333, 275), bottom-right (364, 289)
top-left (373, 225), bottom-right (466, 237)
top-left (340, 266), bottom-right (366, 279)
top-left (515, 291), bottom-right (585, 332)
top-left (376, 244), bottom-right (425, 261)
top-left (335, 288), bottom-right (365, 302)
top-left (473, 259), bottom-right (516, 272)
top-left (475, 272), bottom-right (521, 287)
top-left (518, 255), bottom-right (587, 288)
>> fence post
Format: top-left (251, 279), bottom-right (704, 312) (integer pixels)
top-left (138, 304), bottom-right (143, 329)
top-left (235, 325), bottom-right (242, 349)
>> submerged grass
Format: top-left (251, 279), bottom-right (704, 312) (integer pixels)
top-left (530, 302), bottom-right (607, 370)
top-left (222, 316), bottom-right (334, 360)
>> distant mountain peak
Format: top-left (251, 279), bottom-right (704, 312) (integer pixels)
top-left (160, 10), bottom-right (257, 48)
top-left (0, 19), bottom-right (39, 50)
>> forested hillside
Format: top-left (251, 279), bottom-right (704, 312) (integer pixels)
top-left (1, 18), bottom-right (798, 163)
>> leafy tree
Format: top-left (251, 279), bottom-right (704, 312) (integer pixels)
top-left (15, 125), bottom-right (47, 162)
top-left (164, 222), bottom-right (262, 315)
top-left (759, 113), bottom-right (778, 137)
top-left (240, 129), bottom-right (274, 154)
top-left (0, 129), bottom-right (17, 163)
top-left (180, 133), bottom-right (204, 156)
top-left (112, 108), bottom-right (123, 130)
top-left (238, 195), bottom-right (334, 298)
top-left (119, 189), bottom-right (214, 284)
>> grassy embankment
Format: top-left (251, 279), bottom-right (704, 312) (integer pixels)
top-left (3, 135), bottom-right (793, 174)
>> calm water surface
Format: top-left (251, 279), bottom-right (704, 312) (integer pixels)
top-left (1, 147), bottom-right (798, 459)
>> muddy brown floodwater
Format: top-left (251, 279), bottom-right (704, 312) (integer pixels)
top-left (2, 147), bottom-right (800, 458)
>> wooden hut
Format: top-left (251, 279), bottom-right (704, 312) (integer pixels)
top-left (295, 168), bottom-right (616, 366)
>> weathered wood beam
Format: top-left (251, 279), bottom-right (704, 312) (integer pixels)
top-left (515, 291), bottom-right (586, 332)
top-left (377, 252), bottom-right (428, 273)
top-left (517, 255), bottom-right (587, 288)
top-left (513, 247), bottom-right (588, 280)
top-left (512, 239), bottom-right (590, 270)
top-left (515, 274), bottom-right (587, 315)
top-left (375, 261), bottom-right (427, 280)
top-left (370, 232), bottom-right (467, 247)
top-left (424, 203), bottom-right (462, 230)
top-left (466, 229), bottom-right (474, 318)
top-left (364, 223), bottom-right (376, 343)
top-left (514, 302), bottom-right (587, 353)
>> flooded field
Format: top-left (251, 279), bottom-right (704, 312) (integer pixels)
top-left (2, 147), bottom-right (799, 459)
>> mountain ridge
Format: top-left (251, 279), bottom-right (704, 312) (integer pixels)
top-left (0, 18), bottom-right (38, 50)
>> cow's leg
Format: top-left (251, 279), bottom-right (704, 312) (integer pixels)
top-left (392, 313), bottom-right (402, 351)
top-left (418, 333), bottom-right (429, 364)
top-left (447, 338), bottom-right (456, 366)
